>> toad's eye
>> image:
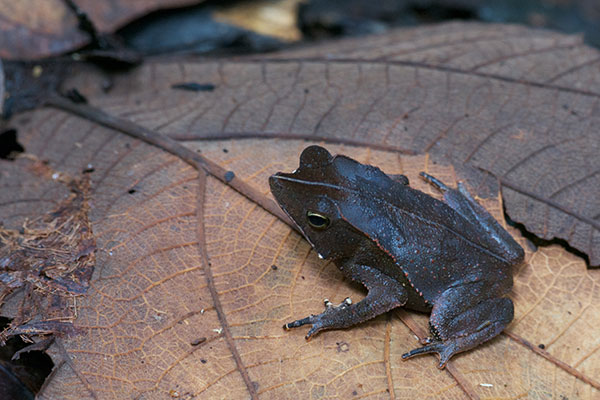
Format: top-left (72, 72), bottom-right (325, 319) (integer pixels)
top-left (306, 211), bottom-right (330, 229)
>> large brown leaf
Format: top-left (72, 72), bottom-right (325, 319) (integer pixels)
top-left (63, 21), bottom-right (599, 266)
top-left (2, 22), bottom-right (600, 399)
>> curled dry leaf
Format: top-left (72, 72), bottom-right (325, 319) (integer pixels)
top-left (74, 0), bottom-right (204, 33)
top-left (0, 0), bottom-right (87, 59)
top-left (0, 0), bottom-right (205, 59)
top-left (1, 22), bottom-right (599, 399)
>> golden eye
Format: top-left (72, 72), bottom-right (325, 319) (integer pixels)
top-left (307, 211), bottom-right (330, 229)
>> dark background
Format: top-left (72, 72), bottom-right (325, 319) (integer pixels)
top-left (118, 0), bottom-right (600, 56)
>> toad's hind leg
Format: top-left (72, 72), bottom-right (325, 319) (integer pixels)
top-left (284, 265), bottom-right (407, 339)
top-left (402, 280), bottom-right (513, 368)
top-left (420, 172), bottom-right (524, 264)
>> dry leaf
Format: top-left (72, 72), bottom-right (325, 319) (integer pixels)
top-left (1, 22), bottom-right (599, 399)
top-left (0, 0), bottom-right (205, 59)
top-left (0, 0), bottom-right (86, 59)
top-left (213, 0), bottom-right (302, 42)
top-left (75, 0), bottom-right (204, 33)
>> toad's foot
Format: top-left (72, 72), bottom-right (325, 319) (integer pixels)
top-left (402, 295), bottom-right (513, 369)
top-left (283, 265), bottom-right (407, 340)
top-left (283, 262), bottom-right (408, 340)
top-left (283, 298), bottom-right (354, 339)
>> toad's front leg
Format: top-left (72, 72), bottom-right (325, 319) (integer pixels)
top-left (284, 265), bottom-right (407, 339)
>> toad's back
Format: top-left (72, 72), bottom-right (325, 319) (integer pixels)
top-left (334, 169), bottom-right (513, 303)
